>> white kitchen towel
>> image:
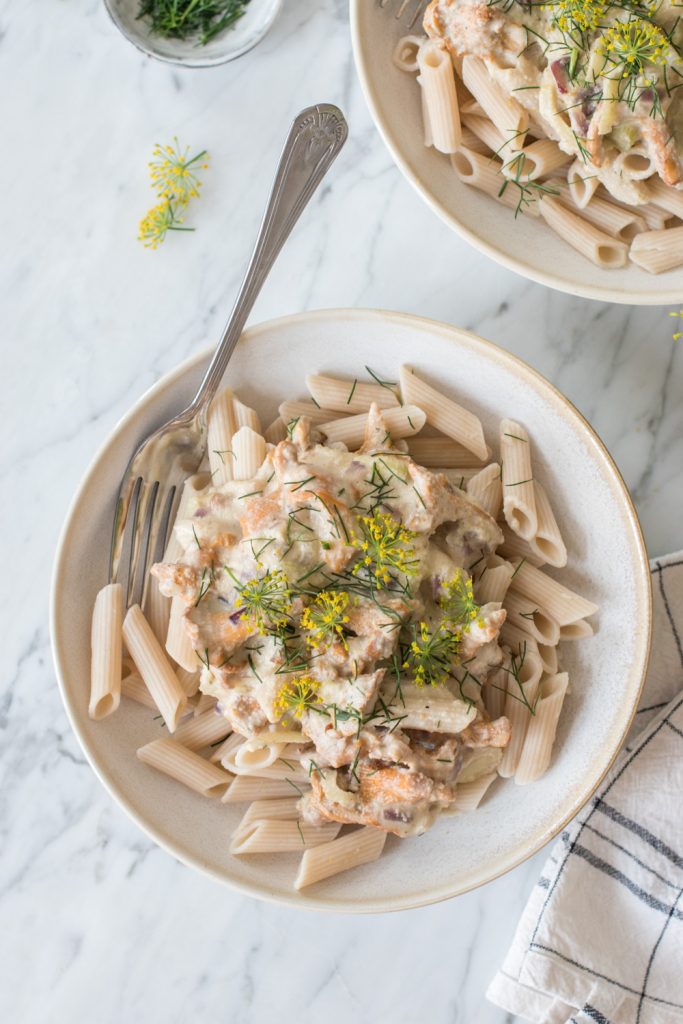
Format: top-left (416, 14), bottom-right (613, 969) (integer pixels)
top-left (488, 552), bottom-right (683, 1024)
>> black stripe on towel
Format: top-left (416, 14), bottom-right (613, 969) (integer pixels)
top-left (571, 843), bottom-right (683, 920)
top-left (594, 799), bottom-right (683, 871)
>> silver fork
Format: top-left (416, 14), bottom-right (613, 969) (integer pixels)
top-left (378, 0), bottom-right (428, 29)
top-left (109, 103), bottom-right (348, 610)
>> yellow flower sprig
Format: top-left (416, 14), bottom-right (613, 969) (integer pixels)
top-left (351, 512), bottom-right (419, 589)
top-left (439, 569), bottom-right (484, 632)
top-left (670, 310), bottom-right (683, 341)
top-left (227, 567), bottom-right (293, 636)
top-left (598, 17), bottom-right (670, 80)
top-left (403, 621), bottom-right (460, 688)
top-left (274, 676), bottom-right (321, 718)
top-left (300, 590), bottom-right (351, 650)
top-left (138, 137), bottom-right (209, 249)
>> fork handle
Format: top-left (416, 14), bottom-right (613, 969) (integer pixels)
top-left (189, 103), bottom-right (348, 414)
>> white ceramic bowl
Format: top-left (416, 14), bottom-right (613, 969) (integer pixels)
top-left (350, 3), bottom-right (683, 304)
top-left (103, 0), bottom-right (281, 67)
top-left (51, 310), bottom-right (651, 911)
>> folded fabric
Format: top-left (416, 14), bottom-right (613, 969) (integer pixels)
top-left (488, 552), bottom-right (683, 1024)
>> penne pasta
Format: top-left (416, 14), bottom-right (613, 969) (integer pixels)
top-left (500, 419), bottom-right (537, 541)
top-left (319, 404), bottom-right (425, 448)
top-left (461, 55), bottom-right (527, 142)
top-left (629, 225), bottom-right (683, 274)
top-left (90, 582), bottom-right (123, 720)
top-left (501, 139), bottom-right (569, 182)
top-left (306, 373), bottom-right (400, 413)
top-left (392, 33), bottom-right (423, 73)
top-left (567, 160), bottom-right (600, 209)
top-left (539, 196), bottom-right (628, 269)
top-left (233, 397), bottom-right (261, 433)
top-left (121, 668), bottom-right (157, 710)
top-left (231, 426), bottom-right (267, 481)
top-left (172, 706), bottom-right (232, 751)
top-left (399, 366), bottom-right (487, 459)
top-left (386, 684), bottom-right (477, 734)
top-left (531, 481), bottom-right (567, 568)
top-left (294, 827), bottom-right (387, 890)
top-left (547, 179), bottom-right (647, 242)
top-left (417, 40), bottom-right (461, 153)
top-left (407, 436), bottom-right (489, 468)
top-left (237, 796), bottom-right (301, 828)
top-left (500, 621), bottom-right (558, 677)
top-left (145, 575), bottom-right (171, 647)
top-left (502, 588), bottom-right (560, 646)
top-left (165, 594), bottom-right (198, 673)
top-left (264, 417), bottom-right (287, 444)
top-left (176, 666), bottom-right (200, 697)
top-left (450, 148), bottom-right (541, 217)
top-left (278, 400), bottom-right (341, 427)
top-left (467, 463), bottom-right (503, 518)
top-left (515, 673), bottom-right (570, 785)
top-left (221, 775), bottom-right (309, 804)
top-left (508, 560), bottom-right (598, 626)
top-left (498, 640), bottom-right (543, 778)
top-left (230, 819), bottom-right (341, 855)
top-left (137, 737), bottom-right (232, 796)
top-left (474, 558), bottom-right (514, 605)
top-left (452, 773), bottom-right (497, 812)
top-left (559, 619), bottom-right (595, 641)
top-left (207, 388), bottom-right (237, 485)
top-left (498, 522), bottom-right (546, 567)
top-left (123, 604), bottom-right (187, 731)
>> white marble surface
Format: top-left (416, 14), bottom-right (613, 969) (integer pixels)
top-left (3, 0), bottom-right (682, 1020)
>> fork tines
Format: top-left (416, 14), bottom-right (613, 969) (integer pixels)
top-left (378, 0), bottom-right (427, 30)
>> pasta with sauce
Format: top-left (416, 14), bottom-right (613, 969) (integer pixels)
top-left (89, 369), bottom-right (597, 891)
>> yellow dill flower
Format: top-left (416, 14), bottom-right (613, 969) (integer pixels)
top-left (300, 590), bottom-right (351, 650)
top-left (138, 199), bottom-right (190, 249)
top-left (598, 17), bottom-right (670, 78)
top-left (549, 0), bottom-right (606, 34)
top-left (670, 309), bottom-right (683, 341)
top-left (402, 620), bottom-right (460, 688)
top-left (232, 567), bottom-right (293, 635)
top-left (149, 137), bottom-right (209, 205)
top-left (351, 512), bottom-right (418, 588)
top-left (439, 569), bottom-right (484, 631)
top-left (274, 676), bottom-right (321, 718)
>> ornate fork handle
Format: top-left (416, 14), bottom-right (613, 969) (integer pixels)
top-left (190, 103), bottom-right (348, 414)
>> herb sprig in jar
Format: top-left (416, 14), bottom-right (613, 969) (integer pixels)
top-left (137, 0), bottom-right (252, 45)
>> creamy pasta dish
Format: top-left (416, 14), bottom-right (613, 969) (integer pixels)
top-left (393, 1), bottom-right (683, 272)
top-left (89, 367), bottom-right (598, 891)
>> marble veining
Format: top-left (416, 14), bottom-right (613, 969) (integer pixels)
top-left (2, 0), bottom-right (681, 1020)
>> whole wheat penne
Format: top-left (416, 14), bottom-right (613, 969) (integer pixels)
top-left (559, 619), bottom-right (595, 640)
top-left (207, 388), bottom-right (237, 485)
top-left (484, 667), bottom-right (507, 720)
top-left (90, 582), bottom-right (123, 720)
top-left (539, 196), bottom-right (628, 268)
top-left (515, 673), bottom-right (569, 784)
top-left (238, 796), bottom-right (302, 829)
top-left (232, 426), bottom-right (267, 481)
top-left (459, 125), bottom-right (491, 156)
top-left (501, 138), bottom-right (569, 181)
top-left (467, 463), bottom-right (503, 518)
top-left (461, 55), bottom-right (527, 142)
top-left (502, 588), bottom-right (560, 645)
top-left (233, 397), bottom-right (261, 433)
top-left (230, 819), bottom-right (341, 854)
top-left (221, 775), bottom-right (309, 804)
top-left (474, 559), bottom-right (514, 604)
top-left (547, 178), bottom-right (646, 242)
top-left (264, 417), bottom-right (288, 444)
top-left (500, 419), bottom-right (537, 541)
top-left (121, 669), bottom-right (157, 710)
top-left (498, 641), bottom-right (543, 777)
top-left (645, 177), bottom-right (683, 218)
top-left (500, 622), bottom-right (558, 677)
top-left (407, 436), bottom-right (488, 468)
top-left (145, 575), bottom-right (171, 647)
top-left (306, 373), bottom-right (400, 413)
top-left (123, 604), bottom-right (187, 731)
top-left (137, 737), bottom-right (231, 796)
top-left (450, 148), bottom-right (541, 217)
top-left (165, 595), bottom-right (197, 673)
top-left (278, 400), bottom-right (340, 427)
top-left (399, 366), bottom-right (487, 459)
top-left (172, 707), bottom-right (232, 751)
top-left (294, 827), bottom-right (387, 890)
top-left (629, 226), bottom-right (683, 274)
top-left (499, 522), bottom-right (545, 567)
top-left (461, 112), bottom-right (507, 155)
top-left (567, 160), bottom-right (600, 208)
top-left (531, 481), bottom-right (567, 568)
top-left (319, 404), bottom-right (425, 448)
top-left (508, 561), bottom-right (598, 626)
top-left (392, 33), bottom-right (422, 73)
top-left (452, 773), bottom-right (497, 812)
top-left (418, 40), bottom-right (461, 153)
top-left (176, 666), bottom-right (200, 697)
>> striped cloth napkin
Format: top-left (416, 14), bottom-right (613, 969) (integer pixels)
top-left (487, 551), bottom-right (683, 1024)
